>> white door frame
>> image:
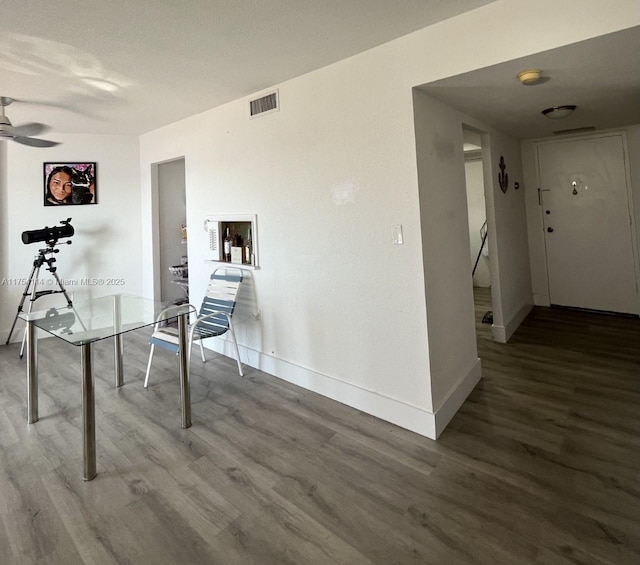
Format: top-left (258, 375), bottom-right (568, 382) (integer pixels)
top-left (533, 130), bottom-right (640, 313)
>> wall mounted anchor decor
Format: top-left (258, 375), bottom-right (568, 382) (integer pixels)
top-left (498, 156), bottom-right (509, 194)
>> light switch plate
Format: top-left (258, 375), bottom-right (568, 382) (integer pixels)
top-left (393, 224), bottom-right (404, 245)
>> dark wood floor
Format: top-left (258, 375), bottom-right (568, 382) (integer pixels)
top-left (0, 289), bottom-right (638, 564)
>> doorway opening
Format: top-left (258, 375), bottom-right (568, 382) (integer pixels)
top-left (463, 127), bottom-right (493, 338)
top-left (152, 157), bottom-right (187, 305)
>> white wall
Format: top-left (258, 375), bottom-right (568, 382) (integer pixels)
top-left (0, 134), bottom-right (141, 343)
top-left (404, 0), bottom-right (639, 86)
top-left (411, 88), bottom-right (531, 425)
top-left (485, 129), bottom-right (533, 342)
top-left (465, 158), bottom-right (490, 287)
top-left (0, 142), bottom-right (7, 331)
top-left (523, 125), bottom-right (640, 307)
top-left (628, 126), bottom-right (640, 264)
top-left (141, 43), bottom-right (435, 436)
top-left (412, 91), bottom-right (483, 434)
top-left (137, 0), bottom-right (639, 438)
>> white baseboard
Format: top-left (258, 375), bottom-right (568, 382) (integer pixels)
top-left (433, 358), bottom-right (482, 438)
top-left (491, 324), bottom-right (507, 343)
top-left (492, 303), bottom-right (533, 343)
top-left (208, 338), bottom-right (439, 439)
top-left (208, 340), bottom-right (481, 441)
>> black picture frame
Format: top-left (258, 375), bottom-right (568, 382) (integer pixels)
top-left (44, 162), bottom-right (97, 206)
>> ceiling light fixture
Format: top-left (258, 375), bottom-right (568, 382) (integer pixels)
top-left (517, 69), bottom-right (542, 85)
top-left (541, 105), bottom-right (577, 119)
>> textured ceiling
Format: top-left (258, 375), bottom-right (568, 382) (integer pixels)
top-left (0, 0), bottom-right (496, 136)
top-left (420, 26), bottom-right (640, 139)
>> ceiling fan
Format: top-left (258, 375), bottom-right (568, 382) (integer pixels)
top-left (0, 97), bottom-right (60, 148)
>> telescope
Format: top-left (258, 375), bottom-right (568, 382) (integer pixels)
top-left (7, 218), bottom-right (76, 350)
top-left (22, 218), bottom-right (74, 245)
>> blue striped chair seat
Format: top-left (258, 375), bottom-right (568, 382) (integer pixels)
top-left (149, 320), bottom-right (228, 352)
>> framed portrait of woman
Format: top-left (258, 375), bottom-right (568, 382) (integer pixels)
top-left (44, 162), bottom-right (97, 206)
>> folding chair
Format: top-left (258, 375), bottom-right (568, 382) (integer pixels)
top-left (144, 269), bottom-right (243, 387)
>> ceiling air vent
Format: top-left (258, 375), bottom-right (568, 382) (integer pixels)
top-left (553, 126), bottom-right (596, 135)
top-left (249, 90), bottom-right (279, 119)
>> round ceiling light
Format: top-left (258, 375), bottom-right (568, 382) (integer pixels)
top-left (517, 69), bottom-right (543, 85)
top-left (541, 105), bottom-right (577, 119)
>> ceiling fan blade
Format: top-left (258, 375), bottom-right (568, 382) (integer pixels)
top-left (12, 136), bottom-right (60, 148)
top-left (0, 123), bottom-right (18, 136)
top-left (11, 122), bottom-right (48, 137)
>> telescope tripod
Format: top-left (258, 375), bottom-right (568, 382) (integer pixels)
top-left (6, 244), bottom-right (73, 357)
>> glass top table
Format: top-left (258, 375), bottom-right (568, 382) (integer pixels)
top-left (22, 293), bottom-right (192, 344)
top-left (20, 293), bottom-right (193, 481)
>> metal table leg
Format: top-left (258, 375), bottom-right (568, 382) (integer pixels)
top-left (178, 313), bottom-right (191, 429)
top-left (26, 321), bottom-right (38, 424)
top-left (113, 295), bottom-right (124, 387)
top-left (81, 343), bottom-right (97, 481)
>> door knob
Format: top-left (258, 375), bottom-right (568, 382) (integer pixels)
top-left (547, 227), bottom-right (554, 233)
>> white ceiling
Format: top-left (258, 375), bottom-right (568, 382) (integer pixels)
top-left (0, 0), bottom-right (496, 136)
top-left (420, 26), bottom-right (640, 140)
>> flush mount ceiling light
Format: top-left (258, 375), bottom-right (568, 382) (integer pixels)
top-left (517, 69), bottom-right (543, 85)
top-left (541, 105), bottom-right (577, 119)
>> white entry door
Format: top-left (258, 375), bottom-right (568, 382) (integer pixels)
top-left (537, 134), bottom-right (638, 315)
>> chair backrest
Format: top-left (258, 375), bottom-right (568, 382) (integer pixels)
top-left (197, 270), bottom-right (243, 337)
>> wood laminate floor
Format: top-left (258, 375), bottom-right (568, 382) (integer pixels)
top-left (0, 291), bottom-right (638, 564)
